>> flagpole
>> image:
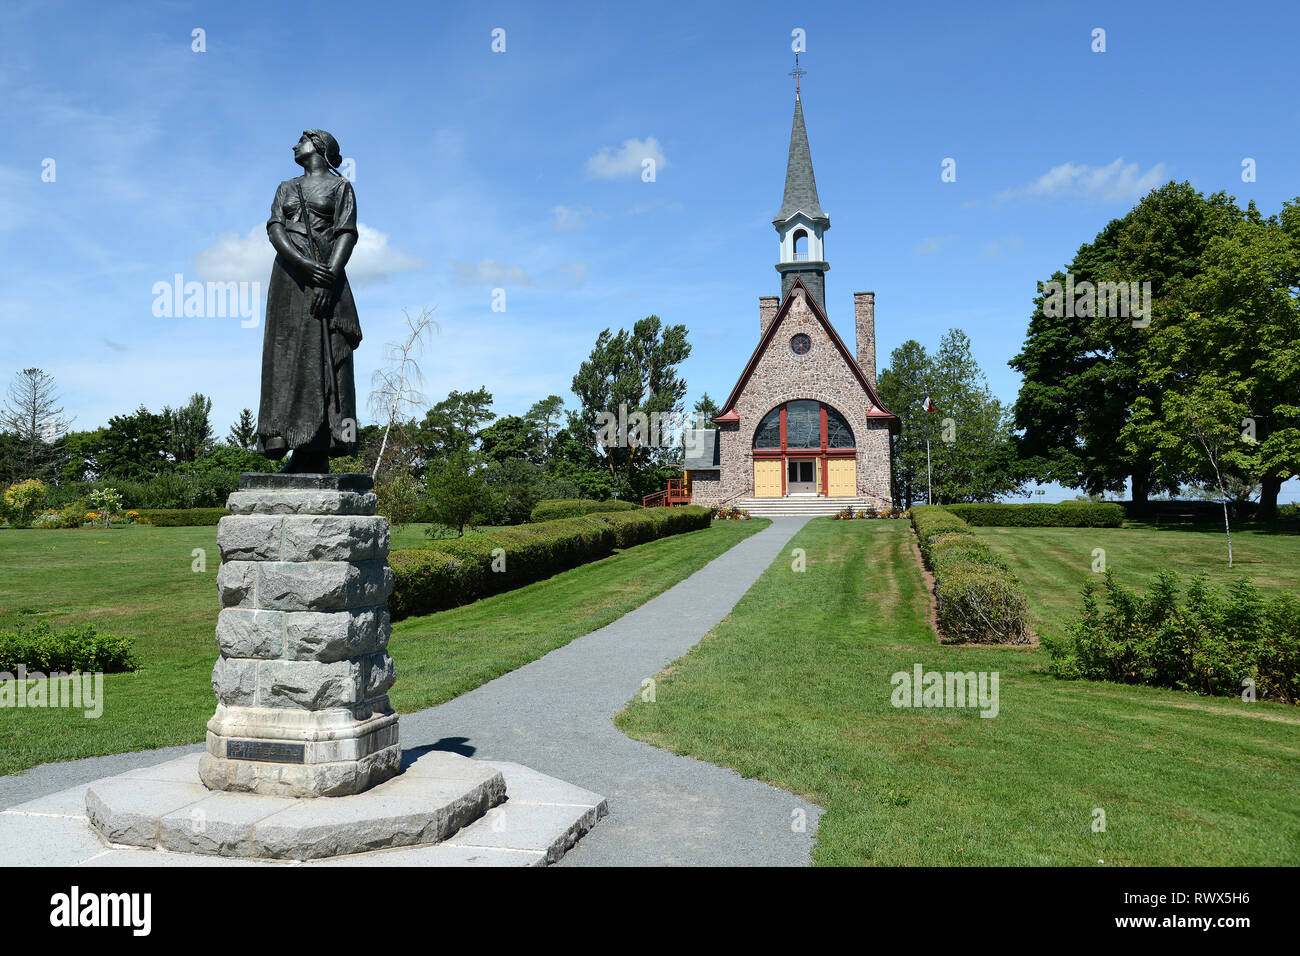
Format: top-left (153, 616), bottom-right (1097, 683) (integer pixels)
top-left (926, 434), bottom-right (932, 506)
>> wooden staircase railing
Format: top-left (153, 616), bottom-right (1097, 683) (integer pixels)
top-left (643, 478), bottom-right (691, 508)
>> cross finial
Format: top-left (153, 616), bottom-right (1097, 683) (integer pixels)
top-left (788, 53), bottom-right (806, 98)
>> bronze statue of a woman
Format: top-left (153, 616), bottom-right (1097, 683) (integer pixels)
top-left (256, 129), bottom-right (361, 473)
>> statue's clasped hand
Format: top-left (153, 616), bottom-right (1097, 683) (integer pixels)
top-left (309, 282), bottom-right (337, 319)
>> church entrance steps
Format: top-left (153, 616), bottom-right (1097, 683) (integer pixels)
top-left (736, 496), bottom-right (875, 517)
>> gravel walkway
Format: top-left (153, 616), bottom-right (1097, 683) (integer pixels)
top-left (0, 516), bottom-right (820, 866)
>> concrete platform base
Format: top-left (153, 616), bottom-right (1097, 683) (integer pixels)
top-left (7, 750), bottom-right (609, 866)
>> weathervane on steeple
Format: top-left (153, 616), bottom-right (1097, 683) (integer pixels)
top-left (788, 53), bottom-right (806, 98)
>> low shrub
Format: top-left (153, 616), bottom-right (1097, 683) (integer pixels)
top-left (595, 505), bottom-right (712, 547)
top-left (0, 621), bottom-right (138, 673)
top-left (943, 502), bottom-right (1124, 527)
top-left (1045, 569), bottom-right (1299, 704)
top-left (136, 508), bottom-right (227, 527)
top-left (910, 505), bottom-right (1030, 644)
top-left (911, 505), bottom-right (976, 559)
top-left (529, 498), bottom-right (640, 522)
top-left (390, 506), bottom-right (714, 620)
top-left (392, 516), bottom-right (614, 619)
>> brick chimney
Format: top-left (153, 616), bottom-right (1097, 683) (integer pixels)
top-left (854, 291), bottom-right (877, 388)
top-left (759, 296), bottom-right (780, 335)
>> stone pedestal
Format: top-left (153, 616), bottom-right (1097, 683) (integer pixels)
top-left (198, 473), bottom-right (400, 798)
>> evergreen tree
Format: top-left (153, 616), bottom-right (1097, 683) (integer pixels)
top-left (227, 408), bottom-right (257, 450)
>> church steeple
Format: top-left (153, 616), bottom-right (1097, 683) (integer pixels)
top-left (773, 73), bottom-right (830, 313)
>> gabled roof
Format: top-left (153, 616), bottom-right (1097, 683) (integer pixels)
top-left (774, 97), bottom-right (828, 225)
top-left (718, 277), bottom-right (899, 430)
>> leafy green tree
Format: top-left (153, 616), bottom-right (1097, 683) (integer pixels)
top-left (880, 332), bottom-right (1023, 505)
top-left (1168, 207), bottom-right (1300, 521)
top-left (60, 428), bottom-right (106, 483)
top-left (418, 387), bottom-right (495, 467)
top-left (227, 408), bottom-right (257, 451)
top-left (99, 406), bottom-right (172, 480)
top-left (877, 340), bottom-right (931, 507)
top-left (569, 315), bottom-right (690, 491)
top-left (525, 395), bottom-right (566, 466)
top-left (375, 470), bottom-right (423, 533)
top-left (424, 450), bottom-right (492, 537)
top-left (479, 415), bottom-right (543, 466)
top-left (4, 478), bottom-right (47, 526)
top-left (1011, 182), bottom-right (1246, 502)
top-left (165, 393), bottom-right (214, 464)
top-left (485, 457), bottom-right (544, 524)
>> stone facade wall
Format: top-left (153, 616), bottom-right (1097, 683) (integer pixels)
top-left (691, 288), bottom-right (892, 507)
top-left (758, 296), bottom-right (780, 335)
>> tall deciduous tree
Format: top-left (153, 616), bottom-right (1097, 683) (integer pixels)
top-left (877, 340), bottom-right (931, 507)
top-left (880, 331), bottom-right (1023, 506)
top-left (1011, 182), bottom-right (1246, 502)
top-left (99, 406), bottom-right (172, 480)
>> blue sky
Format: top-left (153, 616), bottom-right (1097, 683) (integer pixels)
top-left (3, 0), bottom-right (1298, 500)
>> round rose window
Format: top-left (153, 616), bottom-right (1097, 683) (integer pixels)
top-left (791, 334), bottom-right (811, 355)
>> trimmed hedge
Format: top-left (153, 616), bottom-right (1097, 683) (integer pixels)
top-left (389, 506), bottom-right (713, 620)
top-left (595, 505), bottom-right (712, 548)
top-left (1045, 570), bottom-right (1299, 704)
top-left (910, 505), bottom-right (1030, 644)
top-left (136, 507), bottom-right (227, 527)
top-left (0, 621), bottom-right (138, 673)
top-left (529, 498), bottom-right (640, 522)
top-left (942, 502), bottom-right (1124, 527)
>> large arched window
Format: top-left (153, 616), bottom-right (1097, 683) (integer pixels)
top-left (754, 407), bottom-right (781, 448)
top-left (826, 407), bottom-right (854, 447)
top-left (752, 402), bottom-right (855, 449)
top-left (785, 400), bottom-right (820, 448)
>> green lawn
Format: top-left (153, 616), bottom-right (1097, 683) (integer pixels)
top-left (974, 525), bottom-right (1300, 640)
top-left (616, 518), bottom-right (1300, 866)
top-left (0, 518), bottom-right (766, 776)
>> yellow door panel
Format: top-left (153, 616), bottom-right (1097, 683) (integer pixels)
top-left (827, 458), bottom-right (856, 497)
top-left (754, 459), bottom-right (782, 498)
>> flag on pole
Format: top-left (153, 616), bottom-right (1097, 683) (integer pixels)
top-left (923, 393), bottom-right (936, 413)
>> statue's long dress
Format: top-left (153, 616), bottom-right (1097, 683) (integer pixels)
top-left (256, 175), bottom-right (362, 460)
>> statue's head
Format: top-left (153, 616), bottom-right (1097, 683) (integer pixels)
top-left (293, 129), bottom-right (342, 172)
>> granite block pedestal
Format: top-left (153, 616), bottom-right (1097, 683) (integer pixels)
top-left (199, 473), bottom-right (400, 798)
top-left (78, 473), bottom-right (606, 865)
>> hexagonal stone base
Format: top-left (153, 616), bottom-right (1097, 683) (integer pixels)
top-left (86, 749), bottom-right (508, 861)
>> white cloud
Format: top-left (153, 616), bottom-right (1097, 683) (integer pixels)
top-left (552, 204), bottom-right (595, 231)
top-left (913, 235), bottom-right (956, 255)
top-left (193, 223), bottom-right (423, 286)
top-left (585, 137), bottom-right (668, 179)
top-left (994, 158), bottom-right (1169, 202)
top-left (452, 258), bottom-right (531, 286)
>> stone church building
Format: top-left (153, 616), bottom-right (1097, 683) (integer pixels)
top-left (683, 91), bottom-right (898, 511)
